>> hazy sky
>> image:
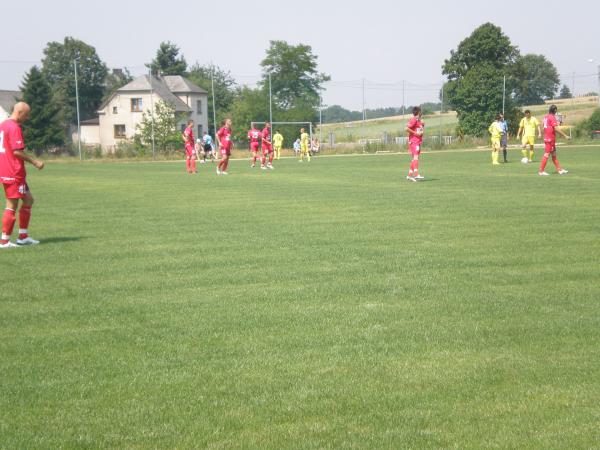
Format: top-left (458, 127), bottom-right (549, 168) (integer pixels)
top-left (1, 0), bottom-right (599, 111)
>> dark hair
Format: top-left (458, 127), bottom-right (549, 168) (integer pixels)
top-left (276, 130), bottom-right (280, 133)
top-left (412, 106), bottom-right (421, 115)
top-left (549, 104), bottom-right (558, 114)
top-left (495, 114), bottom-right (502, 121)
top-left (187, 119), bottom-right (194, 125)
top-left (524, 110), bottom-right (531, 114)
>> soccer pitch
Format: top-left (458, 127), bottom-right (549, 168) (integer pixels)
top-left (1, 147), bottom-right (600, 448)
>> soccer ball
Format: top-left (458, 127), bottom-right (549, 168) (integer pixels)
top-left (521, 157), bottom-right (529, 164)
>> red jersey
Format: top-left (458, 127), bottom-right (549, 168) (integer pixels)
top-left (248, 128), bottom-right (261, 143)
top-left (543, 114), bottom-right (559, 142)
top-left (183, 126), bottom-right (195, 148)
top-left (217, 126), bottom-right (233, 150)
top-left (0, 119), bottom-right (26, 184)
top-left (407, 117), bottom-right (425, 144)
top-left (261, 127), bottom-right (271, 150)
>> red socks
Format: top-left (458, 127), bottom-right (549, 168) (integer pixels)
top-left (19, 206), bottom-right (31, 238)
top-left (186, 158), bottom-right (191, 172)
top-left (1, 208), bottom-right (16, 244)
top-left (539, 153), bottom-right (549, 172)
top-left (190, 158), bottom-right (197, 172)
top-left (269, 154), bottom-right (274, 164)
top-left (552, 154), bottom-right (561, 171)
top-left (409, 160), bottom-right (419, 175)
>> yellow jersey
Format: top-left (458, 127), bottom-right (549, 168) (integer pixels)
top-left (488, 122), bottom-right (503, 139)
top-left (300, 132), bottom-right (309, 147)
top-left (519, 116), bottom-right (539, 137)
top-left (273, 133), bottom-right (284, 147)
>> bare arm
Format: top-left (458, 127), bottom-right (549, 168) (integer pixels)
top-left (14, 150), bottom-right (44, 170)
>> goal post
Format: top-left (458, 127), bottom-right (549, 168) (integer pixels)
top-left (250, 121), bottom-right (313, 150)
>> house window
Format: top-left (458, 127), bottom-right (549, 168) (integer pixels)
top-left (131, 98), bottom-right (143, 112)
top-left (112, 106), bottom-right (118, 114)
top-left (114, 124), bottom-right (126, 138)
top-left (198, 125), bottom-right (203, 137)
top-left (197, 100), bottom-right (202, 114)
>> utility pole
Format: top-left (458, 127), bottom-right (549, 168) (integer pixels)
top-left (402, 80), bottom-right (405, 116)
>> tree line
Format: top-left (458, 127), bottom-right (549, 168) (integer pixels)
top-left (16, 25), bottom-right (591, 154)
top-left (18, 38), bottom-right (329, 153)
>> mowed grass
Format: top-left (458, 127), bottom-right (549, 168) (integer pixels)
top-left (1, 147), bottom-right (600, 449)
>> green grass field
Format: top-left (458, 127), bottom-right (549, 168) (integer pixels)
top-left (1, 146), bottom-right (600, 448)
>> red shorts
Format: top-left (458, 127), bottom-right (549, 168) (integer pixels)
top-left (262, 145), bottom-right (273, 154)
top-left (185, 145), bottom-right (195, 157)
top-left (3, 181), bottom-right (29, 199)
top-left (409, 142), bottom-right (421, 155)
top-left (250, 142), bottom-right (259, 152)
top-left (544, 139), bottom-right (556, 153)
top-left (220, 147), bottom-right (231, 157)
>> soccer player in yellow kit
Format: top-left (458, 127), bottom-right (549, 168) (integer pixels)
top-left (488, 115), bottom-right (503, 165)
top-left (516, 110), bottom-right (541, 163)
top-left (272, 130), bottom-right (284, 160)
top-left (299, 128), bottom-right (311, 162)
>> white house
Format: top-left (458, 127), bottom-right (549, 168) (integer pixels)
top-left (95, 74), bottom-right (208, 151)
top-left (0, 90), bottom-right (20, 122)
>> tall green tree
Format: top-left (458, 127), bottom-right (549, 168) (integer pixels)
top-left (147, 41), bottom-right (187, 76)
top-left (42, 37), bottom-right (108, 124)
top-left (19, 66), bottom-right (65, 154)
top-left (559, 84), bottom-right (573, 99)
top-left (228, 86), bottom-right (270, 141)
top-left (443, 23), bottom-right (520, 135)
top-left (135, 100), bottom-right (184, 152)
top-left (187, 63), bottom-right (237, 134)
top-left (511, 54), bottom-right (560, 105)
top-left (260, 40), bottom-right (330, 111)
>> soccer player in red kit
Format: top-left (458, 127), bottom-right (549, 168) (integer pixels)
top-left (261, 122), bottom-right (274, 170)
top-left (406, 106), bottom-right (425, 181)
top-left (248, 124), bottom-right (261, 167)
top-left (216, 118), bottom-right (233, 175)
top-left (0, 102), bottom-right (45, 248)
top-left (539, 104), bottom-right (569, 176)
top-left (182, 119), bottom-right (196, 173)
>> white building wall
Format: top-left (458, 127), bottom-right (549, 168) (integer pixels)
top-left (0, 107), bottom-right (9, 123)
top-left (99, 92), bottom-right (158, 152)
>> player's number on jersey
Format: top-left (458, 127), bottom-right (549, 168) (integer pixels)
top-left (0, 131), bottom-right (5, 153)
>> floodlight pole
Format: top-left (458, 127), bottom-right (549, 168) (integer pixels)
top-left (439, 82), bottom-right (444, 144)
top-left (319, 93), bottom-right (323, 146)
top-left (597, 64), bottom-right (600, 107)
top-left (149, 71), bottom-right (156, 160)
top-left (211, 63), bottom-right (217, 135)
top-left (502, 75), bottom-right (506, 115)
top-left (74, 58), bottom-right (82, 161)
top-left (269, 72), bottom-right (273, 126)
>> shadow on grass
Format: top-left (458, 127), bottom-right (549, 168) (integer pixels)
top-left (41, 236), bottom-right (88, 245)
